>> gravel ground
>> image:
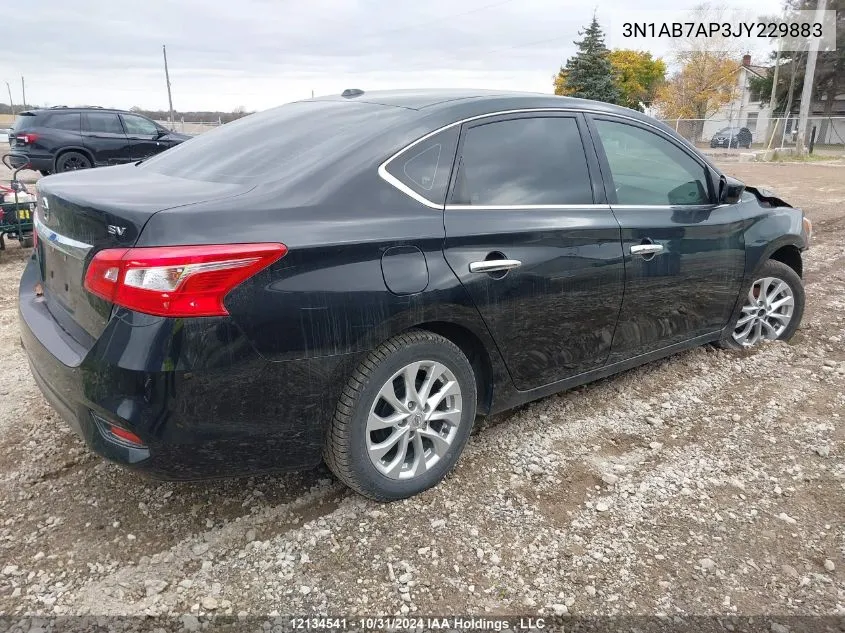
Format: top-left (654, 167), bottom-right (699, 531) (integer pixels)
top-left (0, 162), bottom-right (843, 628)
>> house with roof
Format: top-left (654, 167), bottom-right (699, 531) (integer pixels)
top-left (694, 54), bottom-right (845, 147)
top-left (699, 54), bottom-right (773, 145)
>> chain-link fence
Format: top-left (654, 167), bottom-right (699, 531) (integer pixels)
top-left (656, 116), bottom-right (845, 152)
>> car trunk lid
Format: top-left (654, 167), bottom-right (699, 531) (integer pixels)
top-left (34, 164), bottom-right (252, 343)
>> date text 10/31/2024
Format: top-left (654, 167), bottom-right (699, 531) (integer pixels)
top-left (290, 616), bottom-right (549, 630)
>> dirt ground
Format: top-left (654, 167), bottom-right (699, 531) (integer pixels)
top-left (0, 161), bottom-right (843, 628)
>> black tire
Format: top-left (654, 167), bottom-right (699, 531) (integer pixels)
top-left (719, 259), bottom-right (805, 350)
top-left (324, 329), bottom-right (477, 501)
top-left (39, 170), bottom-right (51, 177)
top-left (55, 151), bottom-right (91, 173)
top-left (19, 234), bottom-right (33, 248)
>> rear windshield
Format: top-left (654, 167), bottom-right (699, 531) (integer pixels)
top-left (139, 100), bottom-right (411, 184)
top-left (12, 113), bottom-right (37, 132)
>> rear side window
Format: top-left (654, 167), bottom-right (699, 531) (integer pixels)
top-left (140, 100), bottom-right (412, 184)
top-left (451, 117), bottom-right (593, 206)
top-left (46, 112), bottom-right (81, 132)
top-left (384, 127), bottom-right (459, 205)
top-left (84, 112), bottom-right (124, 135)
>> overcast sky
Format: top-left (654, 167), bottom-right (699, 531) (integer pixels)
top-left (3, 0), bottom-right (782, 113)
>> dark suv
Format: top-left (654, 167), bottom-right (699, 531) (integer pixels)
top-left (9, 106), bottom-right (190, 175)
top-left (709, 126), bottom-right (753, 149)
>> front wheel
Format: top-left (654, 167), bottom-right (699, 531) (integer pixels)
top-left (324, 330), bottom-right (477, 501)
top-left (720, 259), bottom-right (805, 349)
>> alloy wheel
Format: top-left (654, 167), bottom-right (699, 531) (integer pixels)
top-left (366, 360), bottom-right (462, 480)
top-left (732, 276), bottom-right (795, 347)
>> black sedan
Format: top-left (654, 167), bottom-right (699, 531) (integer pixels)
top-left (19, 90), bottom-right (811, 501)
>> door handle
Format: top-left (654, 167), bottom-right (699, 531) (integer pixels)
top-left (630, 244), bottom-right (664, 256)
top-left (469, 259), bottom-right (522, 273)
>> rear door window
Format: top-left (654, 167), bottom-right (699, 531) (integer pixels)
top-left (47, 112), bottom-right (81, 132)
top-left (451, 116), bottom-right (594, 206)
top-left (83, 112), bottom-right (125, 135)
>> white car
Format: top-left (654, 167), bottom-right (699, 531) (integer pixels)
top-left (0, 127), bottom-right (10, 144)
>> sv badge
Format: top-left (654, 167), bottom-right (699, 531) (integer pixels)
top-left (107, 225), bottom-right (127, 237)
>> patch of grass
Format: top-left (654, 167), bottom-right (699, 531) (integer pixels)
top-left (766, 150), bottom-right (845, 163)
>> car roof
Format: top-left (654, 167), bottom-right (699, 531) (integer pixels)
top-left (20, 106), bottom-right (133, 115)
top-left (312, 88), bottom-right (656, 121)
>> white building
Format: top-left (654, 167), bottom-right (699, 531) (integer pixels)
top-left (700, 54), bottom-right (772, 144)
top-left (659, 54), bottom-right (845, 148)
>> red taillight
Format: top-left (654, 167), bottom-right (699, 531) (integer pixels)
top-left (108, 425), bottom-right (145, 446)
top-left (84, 243), bottom-right (287, 317)
top-left (18, 133), bottom-right (39, 144)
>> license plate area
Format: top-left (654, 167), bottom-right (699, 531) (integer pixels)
top-left (42, 240), bottom-right (84, 311)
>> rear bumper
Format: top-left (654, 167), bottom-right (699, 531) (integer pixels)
top-left (9, 151), bottom-right (53, 172)
top-left (18, 256), bottom-right (356, 480)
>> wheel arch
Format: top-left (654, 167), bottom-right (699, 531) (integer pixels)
top-left (723, 235), bottom-right (805, 342)
top-left (768, 243), bottom-right (803, 278)
top-left (406, 321), bottom-right (495, 416)
top-left (745, 231), bottom-right (805, 280)
top-left (53, 147), bottom-right (94, 171)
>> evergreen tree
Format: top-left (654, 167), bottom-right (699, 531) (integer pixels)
top-left (555, 16), bottom-right (622, 105)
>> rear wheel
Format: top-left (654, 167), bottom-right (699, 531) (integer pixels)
top-left (324, 330), bottom-right (477, 501)
top-left (720, 259), bottom-right (804, 349)
top-left (56, 151), bottom-right (91, 173)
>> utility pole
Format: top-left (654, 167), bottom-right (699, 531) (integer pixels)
top-left (781, 54), bottom-right (799, 148)
top-left (162, 45), bottom-right (175, 131)
top-left (21, 76), bottom-right (26, 109)
top-left (5, 82), bottom-right (14, 114)
top-left (795, 0), bottom-right (827, 154)
top-left (765, 38), bottom-right (782, 151)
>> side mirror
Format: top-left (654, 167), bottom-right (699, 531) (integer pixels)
top-left (155, 129), bottom-right (169, 139)
top-left (719, 175), bottom-right (745, 205)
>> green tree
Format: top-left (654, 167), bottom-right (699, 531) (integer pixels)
top-left (607, 50), bottom-right (667, 111)
top-left (553, 16), bottom-right (622, 105)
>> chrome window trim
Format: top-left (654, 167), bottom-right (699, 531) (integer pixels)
top-left (610, 204), bottom-right (719, 210)
top-left (378, 107), bottom-right (681, 209)
top-left (34, 213), bottom-right (93, 258)
top-left (445, 204), bottom-right (611, 211)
